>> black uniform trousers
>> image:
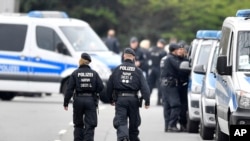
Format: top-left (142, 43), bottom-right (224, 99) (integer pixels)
top-left (73, 96), bottom-right (97, 141)
top-left (113, 96), bottom-right (141, 141)
top-left (178, 83), bottom-right (188, 128)
top-left (161, 85), bottom-right (181, 128)
top-left (148, 67), bottom-right (162, 104)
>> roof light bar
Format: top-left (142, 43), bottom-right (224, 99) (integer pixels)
top-left (196, 30), bottom-right (204, 39)
top-left (28, 10), bottom-right (69, 18)
top-left (196, 30), bottom-right (220, 39)
top-left (236, 9), bottom-right (250, 17)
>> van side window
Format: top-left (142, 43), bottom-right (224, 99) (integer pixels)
top-left (0, 24), bottom-right (27, 52)
top-left (220, 27), bottom-right (231, 56)
top-left (36, 26), bottom-right (63, 52)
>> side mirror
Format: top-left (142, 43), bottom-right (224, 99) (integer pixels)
top-left (193, 65), bottom-right (206, 75)
top-left (180, 61), bottom-right (191, 71)
top-left (216, 55), bottom-right (232, 75)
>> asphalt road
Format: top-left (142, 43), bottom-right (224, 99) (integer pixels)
top-left (0, 94), bottom-right (71, 141)
top-left (0, 89), bottom-right (215, 141)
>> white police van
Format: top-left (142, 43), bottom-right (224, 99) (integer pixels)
top-left (195, 31), bottom-right (221, 140)
top-left (181, 30), bottom-right (220, 133)
top-left (215, 9), bottom-right (250, 141)
top-left (0, 11), bottom-right (120, 101)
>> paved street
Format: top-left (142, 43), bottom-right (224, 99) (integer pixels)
top-left (0, 89), bottom-right (214, 141)
top-left (59, 89), bottom-right (214, 141)
top-left (0, 94), bottom-right (72, 141)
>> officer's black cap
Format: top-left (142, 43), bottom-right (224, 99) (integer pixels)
top-left (169, 43), bottom-right (181, 52)
top-left (130, 37), bottom-right (138, 43)
top-left (81, 53), bottom-right (91, 62)
top-left (158, 38), bottom-right (166, 45)
top-left (124, 48), bottom-right (136, 56)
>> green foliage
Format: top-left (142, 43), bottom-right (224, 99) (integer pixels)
top-left (19, 0), bottom-right (250, 46)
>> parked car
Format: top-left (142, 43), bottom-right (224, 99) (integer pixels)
top-left (180, 30), bottom-right (221, 133)
top-left (215, 9), bottom-right (250, 141)
top-left (198, 31), bottom-right (221, 140)
top-left (0, 11), bottom-right (120, 101)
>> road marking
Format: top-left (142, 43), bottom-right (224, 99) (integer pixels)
top-left (59, 129), bottom-right (67, 135)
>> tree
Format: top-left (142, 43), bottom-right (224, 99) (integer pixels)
top-left (19, 0), bottom-right (250, 46)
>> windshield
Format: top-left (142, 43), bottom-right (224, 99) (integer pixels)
top-left (237, 31), bottom-right (250, 71)
top-left (196, 44), bottom-right (213, 68)
top-left (60, 26), bottom-right (108, 51)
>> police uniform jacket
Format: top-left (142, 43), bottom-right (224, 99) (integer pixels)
top-left (63, 65), bottom-right (104, 107)
top-left (160, 53), bottom-right (181, 79)
top-left (107, 59), bottom-right (150, 106)
top-left (103, 37), bottom-right (120, 54)
top-left (149, 46), bottom-right (167, 68)
top-left (122, 47), bottom-right (148, 72)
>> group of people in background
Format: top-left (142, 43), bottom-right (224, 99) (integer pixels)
top-left (103, 29), bottom-right (190, 133)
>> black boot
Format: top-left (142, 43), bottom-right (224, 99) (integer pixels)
top-left (167, 126), bottom-right (180, 132)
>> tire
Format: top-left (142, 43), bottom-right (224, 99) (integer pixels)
top-left (187, 114), bottom-right (199, 133)
top-left (215, 115), bottom-right (229, 141)
top-left (0, 92), bottom-right (15, 101)
top-left (200, 116), bottom-right (215, 140)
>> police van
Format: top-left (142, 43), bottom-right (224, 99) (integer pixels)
top-left (0, 11), bottom-right (121, 101)
top-left (195, 31), bottom-right (221, 140)
top-left (215, 9), bottom-right (250, 141)
top-left (181, 30), bottom-right (220, 133)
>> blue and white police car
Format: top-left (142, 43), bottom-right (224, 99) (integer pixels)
top-left (0, 11), bottom-right (121, 100)
top-left (197, 31), bottom-right (221, 140)
top-left (181, 30), bottom-right (220, 133)
top-left (215, 9), bottom-right (250, 141)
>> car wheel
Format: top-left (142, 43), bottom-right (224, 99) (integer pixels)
top-left (200, 114), bottom-right (214, 140)
top-left (215, 115), bottom-right (229, 141)
top-left (187, 113), bottom-right (199, 133)
top-left (0, 92), bottom-right (16, 101)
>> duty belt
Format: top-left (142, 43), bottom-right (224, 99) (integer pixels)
top-left (117, 93), bottom-right (137, 97)
top-left (77, 93), bottom-right (93, 96)
top-left (117, 91), bottom-right (137, 97)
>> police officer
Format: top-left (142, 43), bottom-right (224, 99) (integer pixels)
top-left (178, 44), bottom-right (190, 131)
top-left (64, 53), bottom-right (104, 141)
top-left (123, 37), bottom-right (148, 78)
top-left (160, 43), bottom-right (182, 132)
top-left (148, 38), bottom-right (167, 105)
top-left (107, 48), bottom-right (150, 141)
top-left (103, 29), bottom-right (120, 54)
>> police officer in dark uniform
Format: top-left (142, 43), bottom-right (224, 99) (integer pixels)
top-left (64, 53), bottom-right (104, 141)
top-left (160, 43), bottom-right (182, 132)
top-left (122, 37), bottom-right (148, 78)
top-left (178, 44), bottom-right (190, 131)
top-left (107, 48), bottom-right (150, 141)
top-left (148, 38), bottom-right (167, 105)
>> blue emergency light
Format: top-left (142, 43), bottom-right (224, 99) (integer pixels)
top-left (201, 30), bottom-right (220, 39)
top-left (216, 31), bottom-right (222, 40)
top-left (28, 10), bottom-right (69, 18)
top-left (196, 30), bottom-right (204, 39)
top-left (236, 9), bottom-right (250, 17)
top-left (196, 30), bottom-right (219, 39)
